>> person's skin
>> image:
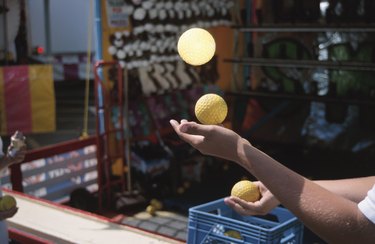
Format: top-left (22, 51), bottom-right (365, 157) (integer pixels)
top-left (225, 177), bottom-right (375, 216)
top-left (224, 181), bottom-right (280, 216)
top-left (0, 207), bottom-right (18, 221)
top-left (169, 119), bottom-right (375, 244)
top-left (0, 146), bottom-right (26, 170)
top-left (0, 141), bottom-right (26, 221)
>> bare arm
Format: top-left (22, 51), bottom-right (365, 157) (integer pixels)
top-left (225, 176), bottom-right (375, 217)
top-left (0, 152), bottom-right (21, 220)
top-left (0, 147), bottom-right (26, 171)
top-left (315, 176), bottom-right (375, 203)
top-left (0, 135), bottom-right (25, 220)
top-left (170, 120), bottom-right (375, 244)
top-left (0, 132), bottom-right (26, 171)
top-left (240, 145), bottom-right (375, 244)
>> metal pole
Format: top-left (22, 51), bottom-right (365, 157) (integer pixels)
top-left (3, 0), bottom-right (8, 64)
top-left (234, 25), bottom-right (375, 32)
top-left (226, 91), bottom-right (375, 107)
top-left (94, 0), bottom-right (104, 210)
top-left (224, 58), bottom-right (375, 72)
top-left (94, 0), bottom-right (102, 62)
top-left (123, 67), bottom-right (132, 192)
top-left (43, 0), bottom-right (51, 55)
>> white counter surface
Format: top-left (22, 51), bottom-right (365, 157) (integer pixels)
top-left (5, 190), bottom-right (182, 244)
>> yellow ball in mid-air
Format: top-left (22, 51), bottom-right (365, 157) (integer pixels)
top-left (195, 93), bottom-right (228, 125)
top-left (0, 195), bottom-right (17, 211)
top-left (177, 28), bottom-right (216, 66)
top-left (231, 180), bottom-right (260, 203)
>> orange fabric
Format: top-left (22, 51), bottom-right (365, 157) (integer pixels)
top-left (0, 65), bottom-right (55, 136)
top-left (29, 65), bottom-right (56, 133)
top-left (209, 26), bottom-right (236, 92)
top-left (3, 66), bottom-right (32, 133)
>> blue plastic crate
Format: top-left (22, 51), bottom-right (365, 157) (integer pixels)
top-left (188, 198), bottom-right (303, 244)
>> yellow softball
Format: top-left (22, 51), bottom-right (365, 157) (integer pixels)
top-left (195, 93), bottom-right (228, 125)
top-left (177, 28), bottom-right (216, 66)
top-left (231, 180), bottom-right (260, 202)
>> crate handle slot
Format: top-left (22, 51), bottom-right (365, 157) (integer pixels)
top-left (281, 232), bottom-right (296, 243)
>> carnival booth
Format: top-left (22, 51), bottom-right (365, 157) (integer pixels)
top-left (1, 0), bottom-right (375, 243)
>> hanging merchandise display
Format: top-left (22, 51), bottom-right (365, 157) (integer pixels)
top-left (228, 0), bottom-right (375, 152)
top-left (303, 32), bottom-right (375, 150)
top-left (94, 0), bottom-right (236, 210)
top-left (102, 0), bottom-right (235, 95)
top-left (97, 0), bottom-right (236, 141)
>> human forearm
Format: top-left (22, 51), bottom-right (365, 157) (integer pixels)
top-left (169, 120), bottom-right (375, 243)
top-left (315, 176), bottom-right (375, 203)
top-left (0, 148), bottom-right (26, 171)
top-left (0, 156), bottom-right (12, 171)
top-left (237, 141), bottom-right (375, 244)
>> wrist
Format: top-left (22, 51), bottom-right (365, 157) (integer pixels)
top-left (236, 138), bottom-right (253, 168)
top-left (0, 156), bottom-right (10, 169)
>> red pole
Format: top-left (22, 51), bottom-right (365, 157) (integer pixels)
top-left (10, 164), bottom-right (23, 192)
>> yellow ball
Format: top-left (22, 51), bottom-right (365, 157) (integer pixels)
top-left (224, 230), bottom-right (243, 240)
top-left (231, 180), bottom-right (260, 202)
top-left (0, 195), bottom-right (17, 211)
top-left (195, 93), bottom-right (228, 125)
top-left (177, 28), bottom-right (216, 66)
top-left (150, 199), bottom-right (163, 210)
top-left (177, 186), bottom-right (185, 195)
top-left (146, 205), bottom-right (156, 215)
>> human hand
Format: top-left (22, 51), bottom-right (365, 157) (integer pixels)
top-left (4, 131), bottom-right (26, 166)
top-left (0, 206), bottom-right (18, 221)
top-left (6, 145), bottom-right (26, 166)
top-left (169, 119), bottom-right (250, 163)
top-left (224, 181), bottom-right (280, 216)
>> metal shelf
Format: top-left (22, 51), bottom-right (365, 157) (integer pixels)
top-left (232, 24), bottom-right (375, 32)
top-left (226, 91), bottom-right (375, 107)
top-left (224, 58), bottom-right (375, 71)
top-left (228, 20), bottom-right (375, 107)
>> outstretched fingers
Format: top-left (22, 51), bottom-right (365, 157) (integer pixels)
top-left (169, 119), bottom-right (205, 145)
